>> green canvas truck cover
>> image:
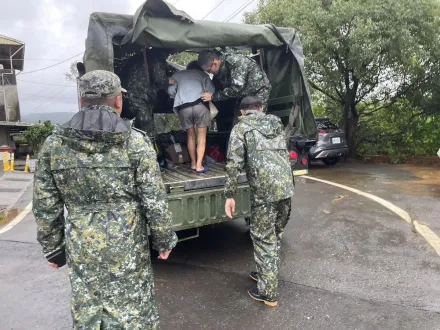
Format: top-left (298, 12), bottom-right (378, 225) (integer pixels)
top-left (83, 0), bottom-right (317, 140)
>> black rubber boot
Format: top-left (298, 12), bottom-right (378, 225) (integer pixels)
top-left (250, 271), bottom-right (258, 282)
top-left (247, 286), bottom-right (278, 307)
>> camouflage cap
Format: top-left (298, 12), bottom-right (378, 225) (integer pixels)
top-left (79, 70), bottom-right (127, 99)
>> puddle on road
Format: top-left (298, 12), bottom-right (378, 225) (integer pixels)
top-left (383, 166), bottom-right (440, 197)
top-left (0, 208), bottom-right (19, 227)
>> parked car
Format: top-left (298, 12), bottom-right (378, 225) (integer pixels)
top-left (309, 117), bottom-right (348, 165)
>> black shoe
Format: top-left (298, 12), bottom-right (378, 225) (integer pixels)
top-left (250, 271), bottom-right (258, 282)
top-left (247, 286), bottom-right (278, 307)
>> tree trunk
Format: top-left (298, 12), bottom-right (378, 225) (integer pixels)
top-left (346, 116), bottom-right (358, 158)
top-left (343, 104), bottom-right (359, 159)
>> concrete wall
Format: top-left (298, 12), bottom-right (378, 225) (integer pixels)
top-left (0, 69), bottom-right (20, 122)
top-left (0, 127), bottom-right (10, 146)
top-left (0, 85), bottom-right (20, 122)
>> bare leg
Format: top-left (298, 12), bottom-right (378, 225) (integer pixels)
top-left (196, 127), bottom-right (207, 171)
top-left (187, 128), bottom-right (197, 170)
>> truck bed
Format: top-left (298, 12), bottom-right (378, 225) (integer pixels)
top-left (162, 163), bottom-right (248, 192)
top-left (162, 163), bottom-right (251, 232)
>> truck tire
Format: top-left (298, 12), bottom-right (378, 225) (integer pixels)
top-left (245, 217), bottom-right (251, 226)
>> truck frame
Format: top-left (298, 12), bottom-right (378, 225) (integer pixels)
top-left (82, 0), bottom-right (317, 237)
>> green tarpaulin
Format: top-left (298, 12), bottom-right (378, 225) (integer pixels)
top-left (83, 0), bottom-right (316, 140)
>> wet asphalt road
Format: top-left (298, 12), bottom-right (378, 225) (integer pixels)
top-left (309, 162), bottom-right (440, 237)
top-left (1, 164), bottom-right (439, 330)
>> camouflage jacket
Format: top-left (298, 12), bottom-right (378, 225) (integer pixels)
top-left (121, 51), bottom-right (169, 137)
top-left (224, 111), bottom-right (294, 205)
top-left (212, 52), bottom-right (271, 105)
top-left (33, 105), bottom-right (178, 259)
top-left (123, 51), bottom-right (169, 107)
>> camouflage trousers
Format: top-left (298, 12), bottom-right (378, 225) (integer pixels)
top-left (249, 198), bottom-right (292, 301)
top-left (68, 257), bottom-right (160, 329)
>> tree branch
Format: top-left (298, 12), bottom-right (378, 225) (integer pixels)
top-left (308, 80), bottom-right (342, 104)
top-left (334, 86), bottom-right (344, 101)
top-left (361, 74), bottom-right (433, 116)
top-left (355, 62), bottom-right (383, 105)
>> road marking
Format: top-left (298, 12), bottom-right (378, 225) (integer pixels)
top-left (303, 176), bottom-right (412, 223)
top-left (414, 221), bottom-right (440, 256)
top-left (0, 202), bottom-right (32, 235)
top-left (303, 175), bottom-right (440, 257)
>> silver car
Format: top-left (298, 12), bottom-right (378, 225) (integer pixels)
top-left (309, 117), bottom-right (348, 165)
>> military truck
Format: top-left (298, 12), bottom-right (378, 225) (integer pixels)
top-left (81, 0), bottom-right (317, 238)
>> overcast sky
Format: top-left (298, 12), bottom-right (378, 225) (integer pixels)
top-left (0, 0), bottom-right (257, 116)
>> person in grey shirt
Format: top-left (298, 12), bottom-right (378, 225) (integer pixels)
top-left (168, 61), bottom-right (215, 173)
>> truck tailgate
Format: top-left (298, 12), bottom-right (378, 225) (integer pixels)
top-left (162, 163), bottom-right (247, 191)
top-left (162, 163), bottom-right (251, 232)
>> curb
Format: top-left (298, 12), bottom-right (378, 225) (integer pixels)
top-left (303, 175), bottom-right (440, 257)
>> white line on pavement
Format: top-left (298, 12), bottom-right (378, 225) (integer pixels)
top-left (0, 202), bottom-right (33, 235)
top-left (414, 221), bottom-right (440, 256)
top-left (303, 175), bottom-right (440, 257)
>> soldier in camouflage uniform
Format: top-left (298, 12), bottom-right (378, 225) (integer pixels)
top-left (33, 70), bottom-right (178, 329)
top-left (123, 50), bottom-right (169, 138)
top-left (223, 96), bottom-right (294, 307)
top-left (198, 49), bottom-right (271, 112)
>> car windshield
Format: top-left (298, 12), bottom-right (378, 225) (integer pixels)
top-left (316, 119), bottom-right (339, 130)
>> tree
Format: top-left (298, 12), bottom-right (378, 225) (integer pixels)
top-left (168, 52), bottom-right (198, 67)
top-left (64, 61), bottom-right (79, 83)
top-left (357, 100), bottom-right (440, 162)
top-left (23, 121), bottom-right (54, 156)
top-left (245, 0), bottom-right (440, 157)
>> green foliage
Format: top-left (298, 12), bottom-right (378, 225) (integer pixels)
top-left (22, 121), bottom-right (54, 156)
top-left (245, 0), bottom-right (440, 157)
top-left (168, 52), bottom-right (198, 67)
top-left (357, 101), bottom-right (440, 162)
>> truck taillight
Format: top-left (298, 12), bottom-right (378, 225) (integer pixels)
top-left (289, 151), bottom-right (298, 160)
top-left (318, 130), bottom-right (327, 135)
top-left (301, 157), bottom-right (308, 165)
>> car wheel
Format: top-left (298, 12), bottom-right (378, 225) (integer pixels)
top-left (322, 156), bottom-right (340, 166)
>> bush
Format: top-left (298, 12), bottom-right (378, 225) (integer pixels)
top-left (22, 121), bottom-right (54, 156)
top-left (356, 102), bottom-right (440, 163)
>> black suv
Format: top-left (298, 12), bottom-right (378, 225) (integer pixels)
top-left (308, 117), bottom-right (348, 165)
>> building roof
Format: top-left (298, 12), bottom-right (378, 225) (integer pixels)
top-left (0, 121), bottom-right (34, 127)
top-left (0, 35), bottom-right (25, 71)
top-left (0, 35), bottom-right (24, 46)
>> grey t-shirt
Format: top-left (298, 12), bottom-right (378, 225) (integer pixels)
top-left (168, 69), bottom-right (215, 111)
